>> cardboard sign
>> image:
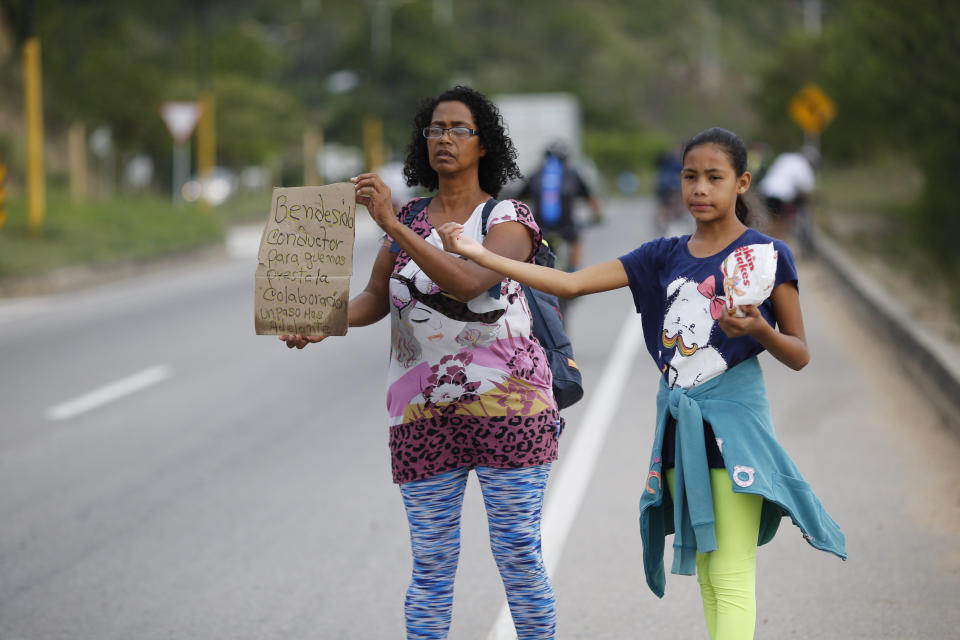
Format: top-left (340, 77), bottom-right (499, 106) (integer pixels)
top-left (254, 184), bottom-right (356, 336)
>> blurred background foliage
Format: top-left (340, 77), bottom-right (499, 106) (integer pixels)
top-left (2, 0), bottom-right (955, 180)
top-left (0, 0), bottom-right (957, 305)
top-left (0, 1), bottom-right (853, 173)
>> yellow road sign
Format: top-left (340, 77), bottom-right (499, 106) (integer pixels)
top-left (789, 83), bottom-right (836, 135)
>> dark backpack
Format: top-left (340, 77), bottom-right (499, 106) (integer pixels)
top-left (390, 197), bottom-right (584, 410)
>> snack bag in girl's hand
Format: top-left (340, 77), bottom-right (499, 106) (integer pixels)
top-left (721, 243), bottom-right (778, 317)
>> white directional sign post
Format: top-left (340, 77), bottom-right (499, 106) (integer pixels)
top-left (160, 101), bottom-right (202, 202)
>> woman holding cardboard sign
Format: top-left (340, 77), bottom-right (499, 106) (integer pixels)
top-left (281, 85), bottom-right (560, 639)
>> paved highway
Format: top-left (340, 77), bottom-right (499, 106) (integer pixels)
top-left (1, 197), bottom-right (957, 639)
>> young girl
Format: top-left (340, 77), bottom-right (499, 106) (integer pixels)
top-left (438, 127), bottom-right (846, 639)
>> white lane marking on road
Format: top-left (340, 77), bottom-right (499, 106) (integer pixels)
top-left (45, 365), bottom-right (172, 421)
top-left (487, 310), bottom-right (644, 639)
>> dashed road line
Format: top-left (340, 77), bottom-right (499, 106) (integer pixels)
top-left (45, 365), bottom-right (172, 421)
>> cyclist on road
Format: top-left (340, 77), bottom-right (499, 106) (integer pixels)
top-left (517, 142), bottom-right (604, 273)
top-left (654, 148), bottom-right (685, 234)
top-left (759, 146), bottom-right (818, 252)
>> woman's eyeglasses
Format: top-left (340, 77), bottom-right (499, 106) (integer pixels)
top-left (422, 126), bottom-right (480, 140)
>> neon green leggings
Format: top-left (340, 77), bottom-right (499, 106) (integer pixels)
top-left (667, 468), bottom-right (763, 640)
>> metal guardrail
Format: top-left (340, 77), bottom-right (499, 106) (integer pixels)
top-left (814, 232), bottom-right (960, 435)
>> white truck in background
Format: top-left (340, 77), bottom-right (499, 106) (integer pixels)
top-left (494, 91), bottom-right (601, 211)
top-left (494, 92), bottom-right (583, 177)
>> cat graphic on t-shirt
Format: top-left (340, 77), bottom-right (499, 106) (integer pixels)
top-left (661, 275), bottom-right (728, 388)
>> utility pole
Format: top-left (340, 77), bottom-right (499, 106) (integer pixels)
top-left (698, 0), bottom-right (720, 92)
top-left (197, 94), bottom-right (215, 183)
top-left (802, 0), bottom-right (824, 155)
top-left (68, 122), bottom-right (87, 202)
top-left (303, 124), bottom-right (322, 186)
top-left (804, 0), bottom-right (822, 36)
top-left (433, 0), bottom-right (452, 26)
top-left (195, 0), bottom-right (215, 204)
top-left (366, 0), bottom-right (406, 174)
top-left (0, 160), bottom-right (7, 229)
top-left (363, 116), bottom-right (384, 172)
top-left (369, 0), bottom-right (410, 63)
top-left (22, 0), bottom-right (45, 235)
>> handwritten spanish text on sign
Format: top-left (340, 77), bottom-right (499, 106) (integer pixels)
top-left (254, 183), bottom-right (356, 336)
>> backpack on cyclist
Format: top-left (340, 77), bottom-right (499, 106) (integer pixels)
top-left (390, 197), bottom-right (584, 410)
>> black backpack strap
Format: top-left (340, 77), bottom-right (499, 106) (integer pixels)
top-left (481, 198), bottom-right (503, 299)
top-left (389, 197), bottom-right (432, 254)
top-left (480, 197), bottom-right (498, 235)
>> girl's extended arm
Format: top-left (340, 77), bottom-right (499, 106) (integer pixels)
top-left (387, 215), bottom-right (533, 300)
top-left (438, 221), bottom-right (629, 298)
top-left (718, 281), bottom-right (810, 370)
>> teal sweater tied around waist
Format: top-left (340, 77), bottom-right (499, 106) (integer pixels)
top-left (639, 357), bottom-right (847, 598)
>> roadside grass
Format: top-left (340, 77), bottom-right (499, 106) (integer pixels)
top-left (0, 188), bottom-right (276, 283)
top-left (818, 157), bottom-right (923, 220)
top-left (817, 157), bottom-right (924, 265)
top-left (817, 157), bottom-right (960, 327)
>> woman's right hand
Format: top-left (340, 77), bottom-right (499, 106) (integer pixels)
top-left (279, 334), bottom-right (327, 349)
top-left (352, 173), bottom-right (394, 232)
top-left (438, 222), bottom-right (485, 261)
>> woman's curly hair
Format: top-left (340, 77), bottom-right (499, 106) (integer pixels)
top-left (403, 85), bottom-right (521, 198)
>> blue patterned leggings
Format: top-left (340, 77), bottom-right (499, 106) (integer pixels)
top-left (398, 464), bottom-right (555, 639)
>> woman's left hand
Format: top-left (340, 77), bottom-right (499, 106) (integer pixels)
top-left (352, 173), bottom-right (394, 231)
top-left (717, 304), bottom-right (768, 338)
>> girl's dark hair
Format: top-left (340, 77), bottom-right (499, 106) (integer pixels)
top-left (682, 127), bottom-right (751, 224)
top-left (403, 85), bottom-right (521, 197)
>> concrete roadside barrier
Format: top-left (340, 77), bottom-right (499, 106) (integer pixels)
top-left (815, 232), bottom-right (960, 435)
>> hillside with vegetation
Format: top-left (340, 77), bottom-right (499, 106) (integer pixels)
top-left (0, 1), bottom-right (813, 179)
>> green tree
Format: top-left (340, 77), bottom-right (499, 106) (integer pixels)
top-left (1, 0), bottom-right (305, 172)
top-left (0, 0), bottom-right (839, 187)
top-left (830, 0), bottom-right (960, 264)
top-left (754, 0), bottom-right (960, 305)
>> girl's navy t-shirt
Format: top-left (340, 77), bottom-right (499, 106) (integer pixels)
top-left (619, 228), bottom-right (798, 467)
top-left (618, 228), bottom-right (798, 390)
